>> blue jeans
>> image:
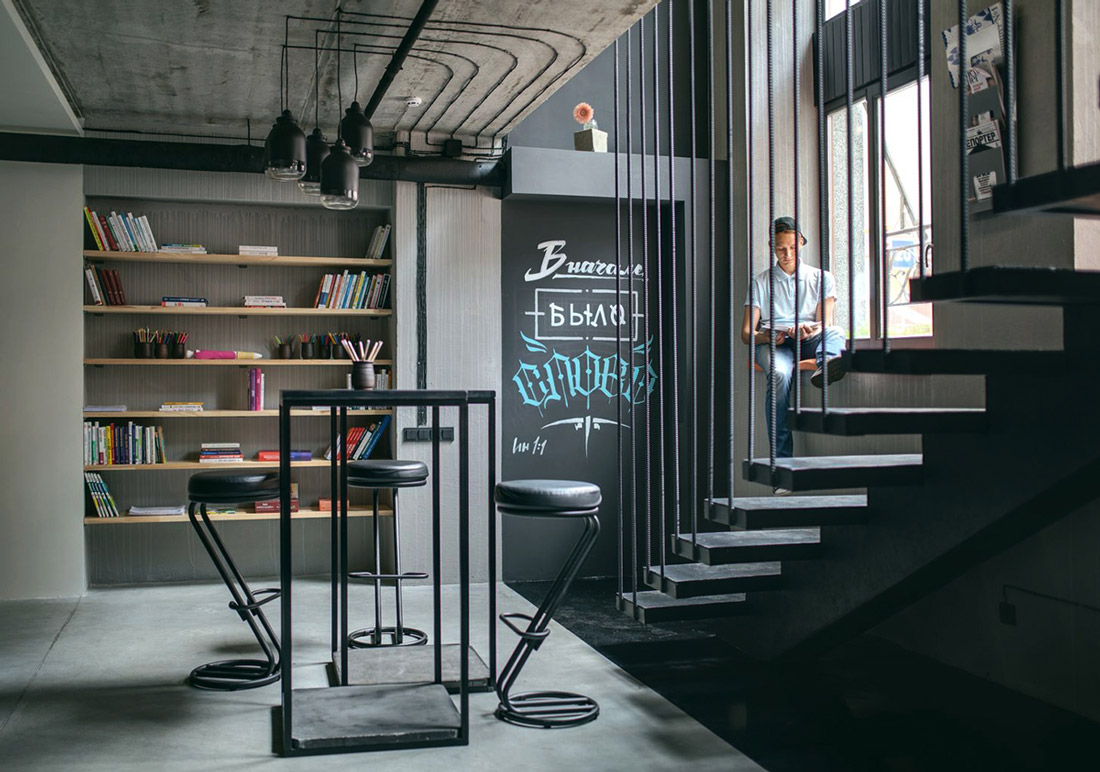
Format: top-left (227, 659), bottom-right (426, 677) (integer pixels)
top-left (755, 326), bottom-right (846, 458)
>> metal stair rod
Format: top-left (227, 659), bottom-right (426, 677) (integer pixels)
top-left (688, 0), bottom-right (700, 532)
top-left (640, 14), bottom-right (653, 572)
top-left (668, 0), bottom-right (684, 557)
top-left (1004, 0), bottom-right (1016, 183)
top-left (726, 0), bottom-right (736, 508)
top-left (793, 0), bottom-right (803, 413)
top-left (746, 0), bottom-right (758, 467)
top-left (879, 0), bottom-right (890, 352)
top-left (959, 0), bottom-right (970, 271)
top-left (614, 38), bottom-right (625, 603)
top-left (817, 0), bottom-right (830, 411)
top-left (653, 4), bottom-right (669, 571)
top-left (706, 0), bottom-right (716, 541)
top-left (768, 0), bottom-right (778, 473)
top-left (846, 0), bottom-right (856, 344)
top-left (917, 0), bottom-right (928, 278)
top-left (627, 26), bottom-right (639, 605)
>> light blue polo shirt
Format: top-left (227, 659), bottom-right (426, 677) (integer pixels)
top-left (745, 260), bottom-right (837, 327)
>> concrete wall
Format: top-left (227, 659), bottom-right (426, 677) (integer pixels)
top-left (393, 182), bottom-right (502, 585)
top-left (0, 160), bottom-right (85, 599)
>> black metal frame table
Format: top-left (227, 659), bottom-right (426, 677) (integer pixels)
top-left (277, 389), bottom-right (497, 757)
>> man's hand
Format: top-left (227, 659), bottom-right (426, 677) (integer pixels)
top-left (758, 327), bottom-right (790, 345)
top-left (797, 322), bottom-right (822, 340)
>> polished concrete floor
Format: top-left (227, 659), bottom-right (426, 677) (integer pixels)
top-left (0, 580), bottom-right (756, 772)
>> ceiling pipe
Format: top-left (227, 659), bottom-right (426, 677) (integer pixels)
top-left (360, 0), bottom-right (440, 121)
top-left (0, 132), bottom-right (504, 187)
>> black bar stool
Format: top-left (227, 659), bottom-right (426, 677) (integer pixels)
top-left (494, 479), bottom-right (601, 728)
top-left (187, 470), bottom-right (282, 690)
top-left (342, 460), bottom-right (430, 651)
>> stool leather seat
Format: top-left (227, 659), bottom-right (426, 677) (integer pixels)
top-left (188, 471), bottom-right (280, 504)
top-left (348, 459), bottom-right (429, 488)
top-left (495, 479), bottom-right (601, 515)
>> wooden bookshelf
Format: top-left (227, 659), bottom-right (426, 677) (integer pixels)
top-left (84, 409), bottom-right (392, 419)
top-left (84, 250), bottom-right (391, 268)
top-left (84, 507), bottom-right (392, 525)
top-left (84, 305), bottom-right (392, 316)
top-left (85, 358), bottom-right (393, 367)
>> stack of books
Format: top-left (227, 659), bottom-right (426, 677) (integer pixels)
top-left (161, 296), bottom-right (207, 308)
top-left (366, 224), bottom-right (391, 259)
top-left (323, 415), bottom-right (390, 461)
top-left (248, 368), bottom-right (265, 411)
top-left (84, 421), bottom-right (167, 465)
top-left (85, 471), bottom-right (121, 517)
top-left (160, 401), bottom-right (204, 412)
top-left (83, 207), bottom-right (158, 253)
top-left (128, 504), bottom-right (187, 516)
top-left (312, 272), bottom-right (391, 309)
top-left (160, 244), bottom-right (208, 254)
top-left (199, 442), bottom-right (243, 463)
top-left (254, 483), bottom-right (298, 513)
top-left (242, 295), bottom-right (287, 308)
top-left (239, 245), bottom-right (279, 256)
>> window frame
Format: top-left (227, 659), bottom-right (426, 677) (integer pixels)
top-left (822, 62), bottom-right (933, 348)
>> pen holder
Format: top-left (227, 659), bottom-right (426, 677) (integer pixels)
top-left (134, 342), bottom-right (152, 358)
top-left (351, 362), bottom-right (376, 390)
top-left (300, 341), bottom-right (315, 359)
top-left (319, 340), bottom-right (332, 359)
top-left (331, 344), bottom-right (345, 359)
top-left (154, 343), bottom-right (169, 359)
top-left (171, 343), bottom-right (186, 359)
top-left (277, 343), bottom-right (292, 359)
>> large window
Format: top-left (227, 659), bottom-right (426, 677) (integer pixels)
top-left (826, 77), bottom-right (932, 340)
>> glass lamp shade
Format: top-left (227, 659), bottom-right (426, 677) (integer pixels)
top-left (298, 128), bottom-right (330, 195)
top-left (339, 101), bottom-right (375, 167)
top-left (263, 110), bottom-right (307, 181)
top-left (319, 139), bottom-right (359, 211)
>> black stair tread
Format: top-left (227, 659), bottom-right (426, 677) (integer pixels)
top-left (709, 494), bottom-right (869, 528)
top-left (992, 160), bottom-right (1100, 217)
top-left (712, 494), bottom-right (868, 511)
top-left (653, 561), bottom-right (783, 582)
top-left (850, 348), bottom-right (1077, 375)
top-left (678, 529), bottom-right (820, 548)
top-left (743, 454), bottom-right (923, 491)
top-left (789, 407), bottom-right (988, 435)
top-left (910, 266), bottom-right (1100, 305)
top-left (616, 591), bottom-right (748, 624)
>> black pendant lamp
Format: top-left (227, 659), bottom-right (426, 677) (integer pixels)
top-left (339, 101), bottom-right (375, 167)
top-left (264, 109), bottom-right (307, 182)
top-left (299, 128), bottom-right (330, 195)
top-left (320, 138), bottom-right (359, 210)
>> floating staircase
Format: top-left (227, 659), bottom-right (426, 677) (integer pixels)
top-left (617, 263), bottom-right (1100, 653)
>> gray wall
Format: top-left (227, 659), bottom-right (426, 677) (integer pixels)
top-left (0, 160), bottom-right (85, 599)
top-left (393, 182), bottom-right (502, 585)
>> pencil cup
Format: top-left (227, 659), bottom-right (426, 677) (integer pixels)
top-left (134, 342), bottom-right (152, 358)
top-left (278, 343), bottom-right (292, 359)
top-left (155, 343), bottom-right (169, 359)
top-left (351, 362), bottom-right (376, 390)
top-left (300, 341), bottom-right (315, 359)
top-left (319, 340), bottom-right (332, 359)
top-left (171, 343), bottom-right (186, 359)
top-left (331, 344), bottom-right (345, 359)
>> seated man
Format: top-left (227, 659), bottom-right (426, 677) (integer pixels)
top-left (740, 217), bottom-right (847, 459)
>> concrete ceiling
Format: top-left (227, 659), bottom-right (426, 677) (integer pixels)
top-left (9, 0), bottom-right (657, 154)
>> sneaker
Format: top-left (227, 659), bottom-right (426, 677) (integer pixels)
top-left (773, 487), bottom-right (792, 496)
top-left (811, 355), bottom-right (849, 388)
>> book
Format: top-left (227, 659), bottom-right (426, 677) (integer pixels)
top-left (84, 471), bottom-right (120, 517)
top-left (128, 505), bottom-right (186, 516)
top-left (84, 264), bottom-right (105, 305)
top-left (83, 207), bottom-right (104, 250)
top-left (84, 405), bottom-right (127, 412)
top-left (359, 414), bottom-right (390, 460)
top-left (254, 499), bottom-right (299, 513)
top-left (199, 456), bottom-right (244, 463)
top-left (97, 213), bottom-right (118, 251)
top-left (255, 450), bottom-right (312, 462)
top-left (239, 245), bottom-right (279, 255)
top-left (366, 223), bottom-right (391, 259)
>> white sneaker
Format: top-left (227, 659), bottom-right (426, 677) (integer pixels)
top-left (774, 487), bottom-right (792, 496)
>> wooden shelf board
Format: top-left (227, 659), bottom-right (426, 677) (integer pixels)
top-left (84, 305), bottom-right (391, 316)
top-left (84, 250), bottom-right (391, 268)
top-left (84, 409), bottom-right (392, 419)
top-left (84, 507), bottom-right (392, 525)
top-left (85, 460), bottom-right (339, 471)
top-left (84, 358), bottom-right (393, 367)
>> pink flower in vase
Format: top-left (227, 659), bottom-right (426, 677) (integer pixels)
top-left (573, 102), bottom-right (597, 130)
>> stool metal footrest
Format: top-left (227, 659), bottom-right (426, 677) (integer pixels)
top-left (189, 658), bottom-right (280, 691)
top-left (500, 612), bottom-right (551, 646)
top-left (229, 587), bottom-right (281, 615)
top-left (348, 625), bottom-right (429, 648)
top-left (495, 690), bottom-right (600, 729)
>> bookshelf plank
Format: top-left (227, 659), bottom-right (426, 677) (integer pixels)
top-left (84, 358), bottom-right (394, 367)
top-left (84, 409), bottom-right (392, 419)
top-left (84, 507), bottom-right (392, 525)
top-left (84, 250), bottom-right (391, 268)
top-left (84, 305), bottom-right (391, 316)
top-left (85, 460), bottom-right (337, 471)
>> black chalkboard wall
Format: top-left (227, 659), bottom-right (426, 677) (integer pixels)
top-left (502, 198), bottom-right (664, 582)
